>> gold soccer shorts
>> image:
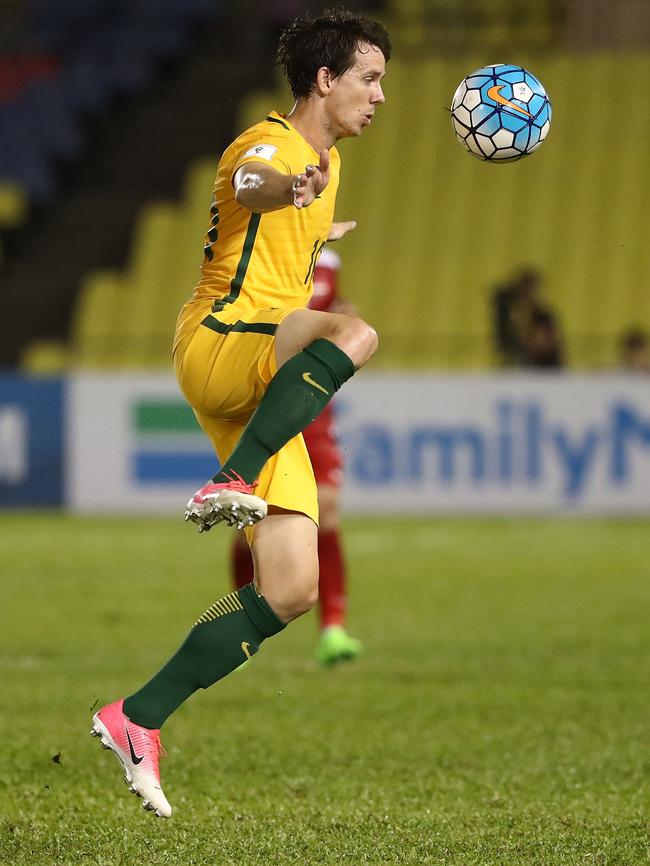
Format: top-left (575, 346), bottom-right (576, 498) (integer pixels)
top-left (174, 303), bottom-right (318, 527)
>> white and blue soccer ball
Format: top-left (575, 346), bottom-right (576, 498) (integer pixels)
top-left (451, 64), bottom-right (551, 162)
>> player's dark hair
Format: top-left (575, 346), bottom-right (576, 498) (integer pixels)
top-left (277, 6), bottom-right (391, 100)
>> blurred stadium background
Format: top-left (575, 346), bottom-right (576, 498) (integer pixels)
top-left (1, 2), bottom-right (649, 864)
top-left (2, 0), bottom-right (650, 511)
top-left (1, 0), bottom-right (650, 375)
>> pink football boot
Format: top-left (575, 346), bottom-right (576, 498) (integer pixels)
top-left (91, 699), bottom-right (172, 818)
top-left (184, 471), bottom-right (267, 532)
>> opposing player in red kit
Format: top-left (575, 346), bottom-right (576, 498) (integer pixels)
top-left (230, 247), bottom-right (361, 665)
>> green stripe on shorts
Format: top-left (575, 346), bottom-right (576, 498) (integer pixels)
top-left (201, 315), bottom-right (278, 336)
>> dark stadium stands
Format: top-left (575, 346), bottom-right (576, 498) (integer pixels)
top-left (24, 51), bottom-right (650, 373)
top-left (0, 2), bottom-right (281, 368)
top-left (6, 1), bottom-right (649, 372)
top-left (0, 0), bottom-right (222, 202)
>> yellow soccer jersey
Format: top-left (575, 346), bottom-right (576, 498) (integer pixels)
top-left (196, 111), bottom-right (339, 311)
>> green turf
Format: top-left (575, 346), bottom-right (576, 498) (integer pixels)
top-left (0, 515), bottom-right (648, 865)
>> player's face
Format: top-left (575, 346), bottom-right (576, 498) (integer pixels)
top-left (327, 43), bottom-right (386, 139)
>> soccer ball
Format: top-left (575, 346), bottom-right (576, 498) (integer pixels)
top-left (450, 64), bottom-right (551, 162)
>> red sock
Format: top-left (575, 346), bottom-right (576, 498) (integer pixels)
top-left (318, 529), bottom-right (347, 629)
top-left (232, 534), bottom-right (254, 590)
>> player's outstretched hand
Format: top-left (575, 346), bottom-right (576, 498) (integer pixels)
top-left (293, 148), bottom-right (330, 209)
top-left (328, 220), bottom-right (357, 241)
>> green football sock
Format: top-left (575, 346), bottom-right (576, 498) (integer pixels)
top-left (123, 583), bottom-right (285, 729)
top-left (214, 338), bottom-right (355, 484)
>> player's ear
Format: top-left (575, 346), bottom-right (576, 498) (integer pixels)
top-left (315, 66), bottom-right (333, 95)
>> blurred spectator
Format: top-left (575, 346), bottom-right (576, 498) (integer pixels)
top-left (619, 327), bottom-right (650, 373)
top-left (492, 266), bottom-right (564, 368)
top-left (526, 307), bottom-right (564, 368)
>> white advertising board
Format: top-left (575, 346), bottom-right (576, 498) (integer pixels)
top-left (336, 373), bottom-right (650, 513)
top-left (68, 372), bottom-right (650, 514)
top-left (67, 374), bottom-right (213, 512)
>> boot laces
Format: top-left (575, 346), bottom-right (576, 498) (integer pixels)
top-left (141, 727), bottom-right (166, 759)
top-left (219, 470), bottom-right (258, 492)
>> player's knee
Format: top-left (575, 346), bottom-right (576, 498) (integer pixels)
top-left (260, 567), bottom-right (319, 622)
top-left (292, 568), bottom-right (319, 617)
top-left (352, 316), bottom-right (378, 357)
top-left (276, 579), bottom-right (319, 622)
top-left (293, 579), bottom-right (319, 618)
top-left (332, 316), bottom-right (378, 368)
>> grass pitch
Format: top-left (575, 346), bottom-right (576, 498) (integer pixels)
top-left (0, 514), bottom-right (648, 865)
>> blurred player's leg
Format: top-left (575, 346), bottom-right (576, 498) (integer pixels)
top-left (313, 483), bottom-right (362, 666)
top-left (317, 528), bottom-right (346, 629)
top-left (232, 531), bottom-right (255, 589)
top-left (315, 529), bottom-right (361, 666)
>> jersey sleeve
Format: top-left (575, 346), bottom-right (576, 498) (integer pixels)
top-left (231, 128), bottom-right (293, 179)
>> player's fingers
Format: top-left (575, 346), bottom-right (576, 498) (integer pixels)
top-left (292, 175), bottom-right (304, 208)
top-left (293, 183), bottom-right (314, 209)
top-left (293, 172), bottom-right (317, 208)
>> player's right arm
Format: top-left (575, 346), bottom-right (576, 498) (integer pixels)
top-left (233, 148), bottom-right (330, 213)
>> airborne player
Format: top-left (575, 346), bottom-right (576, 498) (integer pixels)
top-left (91, 8), bottom-right (390, 817)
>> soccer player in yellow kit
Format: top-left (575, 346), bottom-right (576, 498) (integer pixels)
top-left (91, 8), bottom-right (390, 817)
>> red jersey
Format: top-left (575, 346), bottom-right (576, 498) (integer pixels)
top-left (308, 247), bottom-right (341, 313)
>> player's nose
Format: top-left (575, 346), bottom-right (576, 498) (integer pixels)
top-left (372, 83), bottom-right (385, 105)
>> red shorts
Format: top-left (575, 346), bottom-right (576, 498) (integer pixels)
top-left (303, 403), bottom-right (343, 487)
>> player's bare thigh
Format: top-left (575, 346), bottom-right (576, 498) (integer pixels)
top-left (250, 507), bottom-right (319, 623)
top-left (275, 308), bottom-right (378, 370)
